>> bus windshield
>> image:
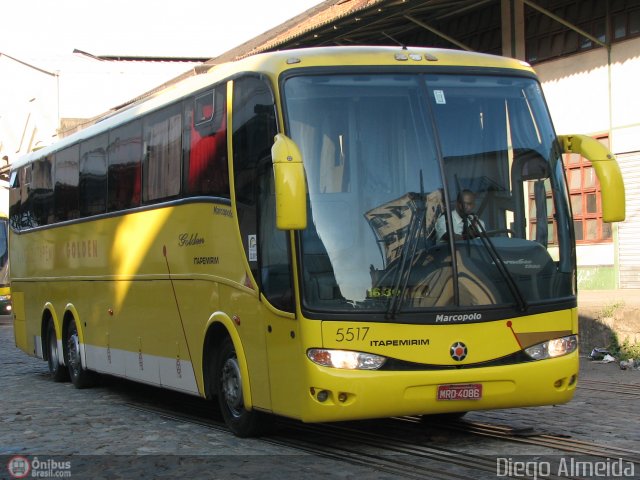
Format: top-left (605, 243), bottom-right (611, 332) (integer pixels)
top-left (283, 72), bottom-right (573, 317)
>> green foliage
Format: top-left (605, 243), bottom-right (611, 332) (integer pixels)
top-left (599, 301), bottom-right (624, 318)
top-left (598, 301), bottom-right (639, 360)
top-left (609, 334), bottom-right (640, 361)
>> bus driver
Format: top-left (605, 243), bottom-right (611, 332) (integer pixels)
top-left (435, 189), bottom-right (485, 242)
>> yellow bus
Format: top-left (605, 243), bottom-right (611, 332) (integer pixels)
top-left (9, 46), bottom-right (625, 437)
top-left (0, 214), bottom-right (10, 316)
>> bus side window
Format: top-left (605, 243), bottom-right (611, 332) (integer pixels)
top-left (31, 155), bottom-right (54, 226)
top-left (143, 104), bottom-right (182, 203)
top-left (108, 120), bottom-right (142, 212)
top-left (54, 146), bottom-right (80, 222)
top-left (183, 87), bottom-right (229, 197)
top-left (80, 133), bottom-right (108, 216)
top-left (9, 168), bottom-right (22, 230)
top-left (233, 75), bottom-right (292, 311)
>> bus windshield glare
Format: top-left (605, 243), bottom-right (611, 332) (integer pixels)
top-left (284, 73), bottom-right (573, 317)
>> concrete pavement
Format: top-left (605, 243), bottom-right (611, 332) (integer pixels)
top-left (578, 289), bottom-right (640, 308)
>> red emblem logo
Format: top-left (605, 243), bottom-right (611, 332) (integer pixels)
top-left (450, 341), bottom-right (467, 361)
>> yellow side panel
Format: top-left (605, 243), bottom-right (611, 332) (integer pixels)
top-left (9, 202), bottom-right (271, 403)
top-left (216, 283), bottom-right (272, 410)
top-left (265, 305), bottom-right (303, 416)
top-left (12, 291), bottom-right (29, 353)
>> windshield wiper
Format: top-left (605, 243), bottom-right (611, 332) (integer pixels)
top-left (467, 216), bottom-right (528, 312)
top-left (386, 172), bottom-right (428, 319)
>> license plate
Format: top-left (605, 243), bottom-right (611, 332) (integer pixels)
top-left (437, 383), bottom-right (482, 401)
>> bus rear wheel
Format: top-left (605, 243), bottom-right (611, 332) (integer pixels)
top-left (65, 320), bottom-right (96, 388)
top-left (46, 321), bottom-right (69, 382)
top-left (215, 336), bottom-right (271, 437)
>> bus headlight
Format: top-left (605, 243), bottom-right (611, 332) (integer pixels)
top-left (307, 348), bottom-right (386, 370)
top-left (524, 335), bottom-right (578, 360)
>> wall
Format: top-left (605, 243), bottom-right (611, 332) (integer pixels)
top-left (0, 56), bottom-right (200, 218)
top-left (0, 55), bottom-right (199, 163)
top-left (534, 37), bottom-right (640, 289)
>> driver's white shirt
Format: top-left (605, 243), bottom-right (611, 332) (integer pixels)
top-left (435, 210), bottom-right (484, 241)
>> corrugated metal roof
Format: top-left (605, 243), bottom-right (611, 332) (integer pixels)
top-left (210, 0), bottom-right (384, 62)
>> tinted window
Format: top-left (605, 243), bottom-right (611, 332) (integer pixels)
top-left (80, 133), bottom-right (108, 216)
top-left (232, 76), bottom-right (291, 310)
top-left (184, 88), bottom-right (229, 197)
top-left (31, 156), bottom-right (54, 226)
top-left (9, 168), bottom-right (23, 230)
top-left (108, 121), bottom-right (142, 211)
top-left (54, 147), bottom-right (79, 222)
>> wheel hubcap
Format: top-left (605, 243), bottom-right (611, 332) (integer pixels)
top-left (221, 356), bottom-right (243, 418)
top-left (67, 328), bottom-right (81, 377)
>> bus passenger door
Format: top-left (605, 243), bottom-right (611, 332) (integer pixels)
top-left (232, 74), bottom-right (307, 416)
top-left (236, 155), bottom-right (302, 416)
top-left (258, 172), bottom-right (304, 417)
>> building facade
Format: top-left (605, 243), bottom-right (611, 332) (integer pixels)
top-left (3, 0), bottom-right (639, 288)
top-left (215, 0), bottom-right (639, 290)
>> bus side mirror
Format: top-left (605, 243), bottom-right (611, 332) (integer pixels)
top-left (271, 134), bottom-right (307, 230)
top-left (558, 134), bottom-right (625, 222)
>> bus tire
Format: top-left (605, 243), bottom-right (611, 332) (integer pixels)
top-left (64, 319), bottom-right (97, 389)
top-left (215, 336), bottom-right (271, 437)
top-left (46, 321), bottom-right (69, 382)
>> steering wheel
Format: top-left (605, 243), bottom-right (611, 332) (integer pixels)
top-left (483, 229), bottom-right (514, 237)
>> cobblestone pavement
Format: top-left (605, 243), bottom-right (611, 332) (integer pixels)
top-left (0, 320), bottom-right (638, 479)
top-left (467, 356), bottom-right (640, 451)
top-left (0, 323), bottom-right (398, 479)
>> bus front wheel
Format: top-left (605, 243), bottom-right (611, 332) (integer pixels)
top-left (46, 321), bottom-right (69, 382)
top-left (65, 319), bottom-right (96, 388)
top-left (215, 336), bottom-right (270, 437)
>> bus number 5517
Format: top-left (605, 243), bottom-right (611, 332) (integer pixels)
top-left (335, 327), bottom-right (370, 342)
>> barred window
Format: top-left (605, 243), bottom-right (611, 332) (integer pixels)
top-left (565, 136), bottom-right (612, 243)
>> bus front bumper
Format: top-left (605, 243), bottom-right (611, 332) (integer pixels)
top-left (299, 351), bottom-right (578, 423)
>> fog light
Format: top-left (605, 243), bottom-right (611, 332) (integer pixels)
top-left (338, 392), bottom-right (347, 403)
top-left (316, 390), bottom-right (329, 402)
top-left (568, 374), bottom-right (577, 386)
top-left (554, 379), bottom-right (564, 388)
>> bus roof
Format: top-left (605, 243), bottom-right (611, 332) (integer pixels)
top-left (12, 46), bottom-right (534, 170)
